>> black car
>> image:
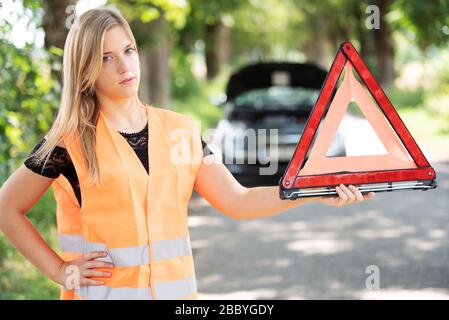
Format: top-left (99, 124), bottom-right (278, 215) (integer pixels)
top-left (210, 62), bottom-right (346, 187)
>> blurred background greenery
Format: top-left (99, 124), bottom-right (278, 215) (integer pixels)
top-left (0, 0), bottom-right (448, 299)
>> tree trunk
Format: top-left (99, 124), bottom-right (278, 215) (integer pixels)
top-left (204, 17), bottom-right (230, 80)
top-left (353, 2), bottom-right (367, 60)
top-left (304, 16), bottom-right (332, 69)
top-left (372, 0), bottom-right (395, 85)
top-left (42, 0), bottom-right (77, 50)
top-left (41, 0), bottom-right (77, 83)
top-left (138, 13), bottom-right (171, 108)
top-left (305, 40), bottom-right (331, 69)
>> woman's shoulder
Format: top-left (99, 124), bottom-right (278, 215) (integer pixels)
top-left (24, 137), bottom-right (71, 178)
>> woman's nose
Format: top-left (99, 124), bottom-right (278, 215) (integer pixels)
top-left (117, 56), bottom-right (131, 74)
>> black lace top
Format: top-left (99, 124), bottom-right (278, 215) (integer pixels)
top-left (24, 121), bottom-right (213, 207)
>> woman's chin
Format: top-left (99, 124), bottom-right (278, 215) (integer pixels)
top-left (113, 87), bottom-right (140, 99)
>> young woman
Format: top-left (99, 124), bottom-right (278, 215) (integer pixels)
top-left (0, 7), bottom-right (374, 300)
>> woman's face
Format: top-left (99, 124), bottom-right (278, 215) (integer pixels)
top-left (94, 26), bottom-right (140, 100)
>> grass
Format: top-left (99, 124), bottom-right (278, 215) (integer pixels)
top-left (387, 84), bottom-right (449, 162)
top-left (399, 107), bottom-right (449, 163)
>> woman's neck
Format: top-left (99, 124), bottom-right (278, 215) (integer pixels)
top-left (98, 95), bottom-right (147, 133)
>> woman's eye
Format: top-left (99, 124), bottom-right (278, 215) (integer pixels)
top-left (126, 47), bottom-right (135, 54)
top-left (103, 56), bottom-right (112, 62)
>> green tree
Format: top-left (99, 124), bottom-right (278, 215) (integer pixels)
top-left (392, 0), bottom-right (449, 49)
top-left (0, 20), bottom-right (59, 183)
top-left (180, 0), bottom-right (248, 79)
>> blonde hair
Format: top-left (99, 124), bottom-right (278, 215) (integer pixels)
top-left (30, 7), bottom-right (139, 187)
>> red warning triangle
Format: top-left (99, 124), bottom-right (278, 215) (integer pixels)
top-left (279, 42), bottom-right (437, 199)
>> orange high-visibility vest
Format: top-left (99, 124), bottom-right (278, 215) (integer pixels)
top-left (51, 105), bottom-right (202, 300)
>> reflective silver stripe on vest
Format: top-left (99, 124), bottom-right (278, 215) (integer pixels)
top-left (152, 237), bottom-right (192, 261)
top-left (76, 286), bottom-right (152, 300)
top-left (74, 276), bottom-right (196, 300)
top-left (58, 234), bottom-right (150, 267)
top-left (59, 234), bottom-right (192, 266)
top-left (155, 275), bottom-right (197, 300)
top-left (59, 234), bottom-right (84, 253)
top-left (84, 242), bottom-right (151, 267)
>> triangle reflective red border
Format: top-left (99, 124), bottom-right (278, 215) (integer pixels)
top-left (279, 42), bottom-right (437, 199)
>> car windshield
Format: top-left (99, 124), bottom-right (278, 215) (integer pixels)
top-left (233, 87), bottom-right (319, 110)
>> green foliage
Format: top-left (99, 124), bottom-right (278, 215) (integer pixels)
top-left (425, 94), bottom-right (449, 131)
top-left (188, 0), bottom-right (245, 26)
top-left (385, 86), bottom-right (425, 109)
top-left (0, 16), bottom-right (60, 298)
top-left (0, 21), bottom-right (60, 183)
top-left (171, 68), bottom-right (226, 132)
top-left (170, 47), bottom-right (202, 99)
top-left (392, 0), bottom-right (449, 48)
top-left (109, 0), bottom-right (190, 29)
top-left (230, 0), bottom-right (305, 59)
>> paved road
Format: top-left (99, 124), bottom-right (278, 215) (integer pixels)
top-left (188, 162), bottom-right (449, 299)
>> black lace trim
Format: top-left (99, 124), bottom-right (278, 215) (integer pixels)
top-left (118, 121), bottom-right (148, 135)
top-left (24, 140), bottom-right (72, 179)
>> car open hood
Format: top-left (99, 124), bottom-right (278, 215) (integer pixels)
top-left (225, 62), bottom-right (328, 101)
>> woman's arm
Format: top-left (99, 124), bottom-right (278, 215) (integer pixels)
top-left (0, 165), bottom-right (66, 282)
top-left (193, 155), bottom-right (374, 220)
top-left (0, 165), bottom-right (113, 287)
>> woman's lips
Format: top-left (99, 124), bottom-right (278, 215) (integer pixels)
top-left (119, 77), bottom-right (136, 85)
